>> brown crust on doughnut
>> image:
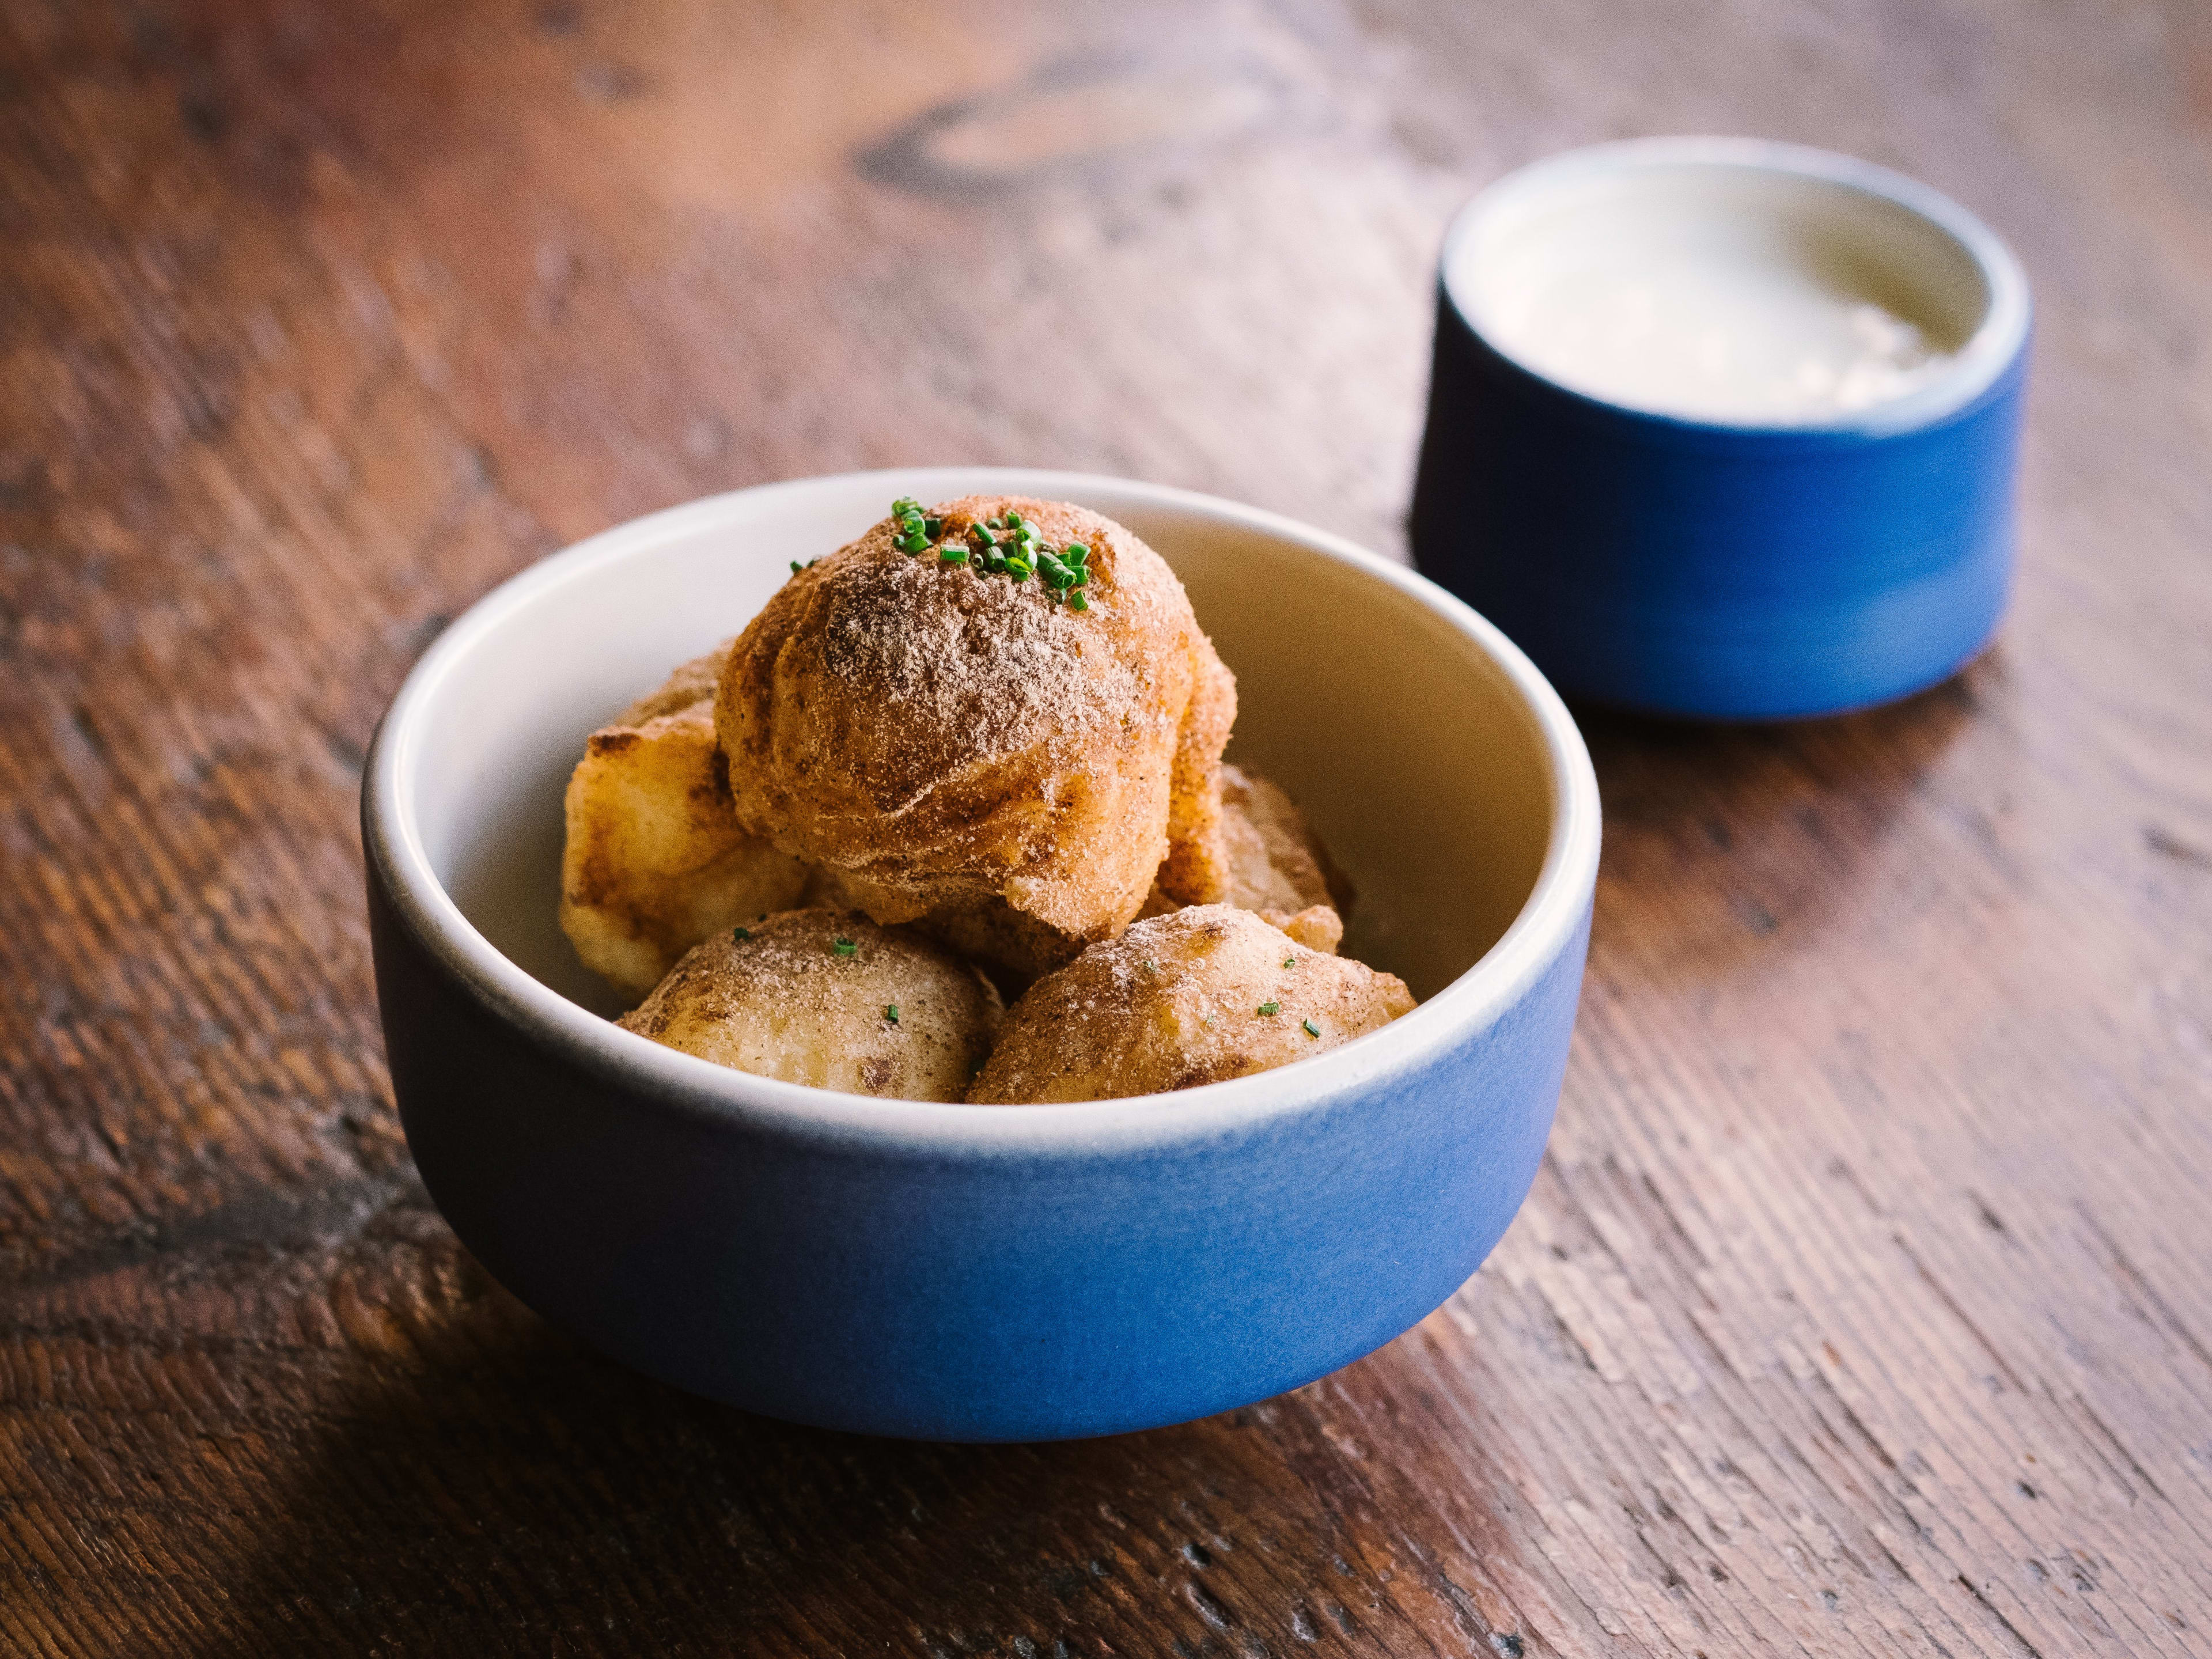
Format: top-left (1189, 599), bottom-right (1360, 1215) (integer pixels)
top-left (967, 904), bottom-right (1414, 1104)
top-left (714, 496), bottom-right (1235, 976)
top-left (560, 648), bottom-right (810, 997)
top-left (619, 908), bottom-right (1001, 1101)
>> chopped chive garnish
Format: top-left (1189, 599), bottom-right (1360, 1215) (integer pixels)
top-left (1257, 1001), bottom-right (1281, 1016)
top-left (865, 503), bottom-right (1099, 610)
top-left (1302, 1018), bottom-right (1321, 1038)
top-left (884, 1003), bottom-right (900, 1023)
top-left (733, 927), bottom-right (751, 941)
top-left (790, 560), bottom-right (803, 574)
top-left (1283, 957), bottom-right (1296, 968)
top-left (832, 937), bottom-right (858, 958)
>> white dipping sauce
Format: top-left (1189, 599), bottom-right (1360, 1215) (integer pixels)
top-left (1449, 161), bottom-right (1988, 425)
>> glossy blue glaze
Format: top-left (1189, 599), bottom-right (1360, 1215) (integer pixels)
top-left (1412, 142), bottom-right (2032, 722)
top-left (369, 863), bottom-right (1590, 1441)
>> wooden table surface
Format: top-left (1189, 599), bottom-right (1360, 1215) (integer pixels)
top-left (6, 1), bottom-right (2211, 1654)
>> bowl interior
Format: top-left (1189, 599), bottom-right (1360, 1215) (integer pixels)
top-left (1445, 141), bottom-right (2014, 426)
top-left (400, 474), bottom-right (1558, 1025)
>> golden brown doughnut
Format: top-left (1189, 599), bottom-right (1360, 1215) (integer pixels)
top-left (1134, 764), bottom-right (1353, 950)
top-left (560, 647), bottom-right (810, 998)
top-left (618, 909), bottom-right (1001, 1101)
top-left (715, 495), bottom-right (1236, 977)
top-left (967, 904), bottom-right (1415, 1104)
top-left (1216, 762), bottom-right (1355, 915)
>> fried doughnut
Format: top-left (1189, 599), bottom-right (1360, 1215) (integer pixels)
top-left (1217, 763), bottom-right (1354, 915)
top-left (715, 495), bottom-right (1236, 977)
top-left (968, 904), bottom-right (1415, 1104)
top-left (560, 647), bottom-right (810, 998)
top-left (1135, 764), bottom-right (1353, 950)
top-left (619, 909), bottom-right (1000, 1101)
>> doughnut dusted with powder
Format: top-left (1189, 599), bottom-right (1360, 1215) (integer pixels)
top-left (715, 496), bottom-right (1237, 976)
top-left (1215, 762), bottom-right (1354, 916)
top-left (1138, 762), bottom-right (1357, 952)
top-left (967, 904), bottom-right (1415, 1104)
top-left (560, 646), bottom-right (810, 998)
top-left (618, 909), bottom-right (1001, 1101)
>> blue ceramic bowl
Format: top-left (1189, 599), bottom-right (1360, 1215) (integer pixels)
top-left (363, 468), bottom-right (1601, 1442)
top-left (1412, 138), bottom-right (2032, 721)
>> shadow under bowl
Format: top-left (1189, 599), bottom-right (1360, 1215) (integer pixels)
top-left (363, 468), bottom-right (1601, 1441)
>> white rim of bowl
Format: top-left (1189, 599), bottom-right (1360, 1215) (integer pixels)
top-left (1438, 135), bottom-right (2033, 437)
top-left (365, 467), bottom-right (1604, 1153)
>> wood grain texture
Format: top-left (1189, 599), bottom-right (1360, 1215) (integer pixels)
top-left (3, 0), bottom-right (2210, 1654)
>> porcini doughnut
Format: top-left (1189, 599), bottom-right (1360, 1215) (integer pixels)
top-left (1135, 763), bottom-right (1355, 952)
top-left (715, 496), bottom-right (1236, 976)
top-left (618, 909), bottom-right (1000, 1101)
top-left (560, 646), bottom-right (810, 998)
top-left (967, 904), bottom-right (1415, 1104)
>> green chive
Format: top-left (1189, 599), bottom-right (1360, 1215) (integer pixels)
top-left (1006, 558), bottom-right (1032, 581)
top-left (790, 560), bottom-right (803, 574)
top-left (1003, 510), bottom-right (1024, 529)
top-left (1257, 1001), bottom-right (1280, 1016)
top-left (832, 937), bottom-right (858, 957)
top-left (892, 496), bottom-right (920, 513)
top-left (899, 533), bottom-right (930, 555)
top-left (1070, 567), bottom-right (1089, 588)
top-left (923, 517), bottom-right (943, 538)
top-left (1283, 957), bottom-right (1296, 968)
top-left (1302, 1018), bottom-right (1321, 1038)
top-left (968, 523), bottom-right (994, 547)
top-left (1065, 542), bottom-right (1089, 565)
top-left (733, 927), bottom-right (751, 942)
top-left (940, 545), bottom-right (971, 564)
top-left (1067, 591), bottom-right (1089, 612)
top-left (986, 555), bottom-right (1010, 574)
top-left (884, 1003), bottom-right (900, 1024)
top-left (987, 516), bottom-right (1003, 529)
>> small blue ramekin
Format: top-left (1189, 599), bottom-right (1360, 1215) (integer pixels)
top-left (1411, 138), bottom-right (2032, 721)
